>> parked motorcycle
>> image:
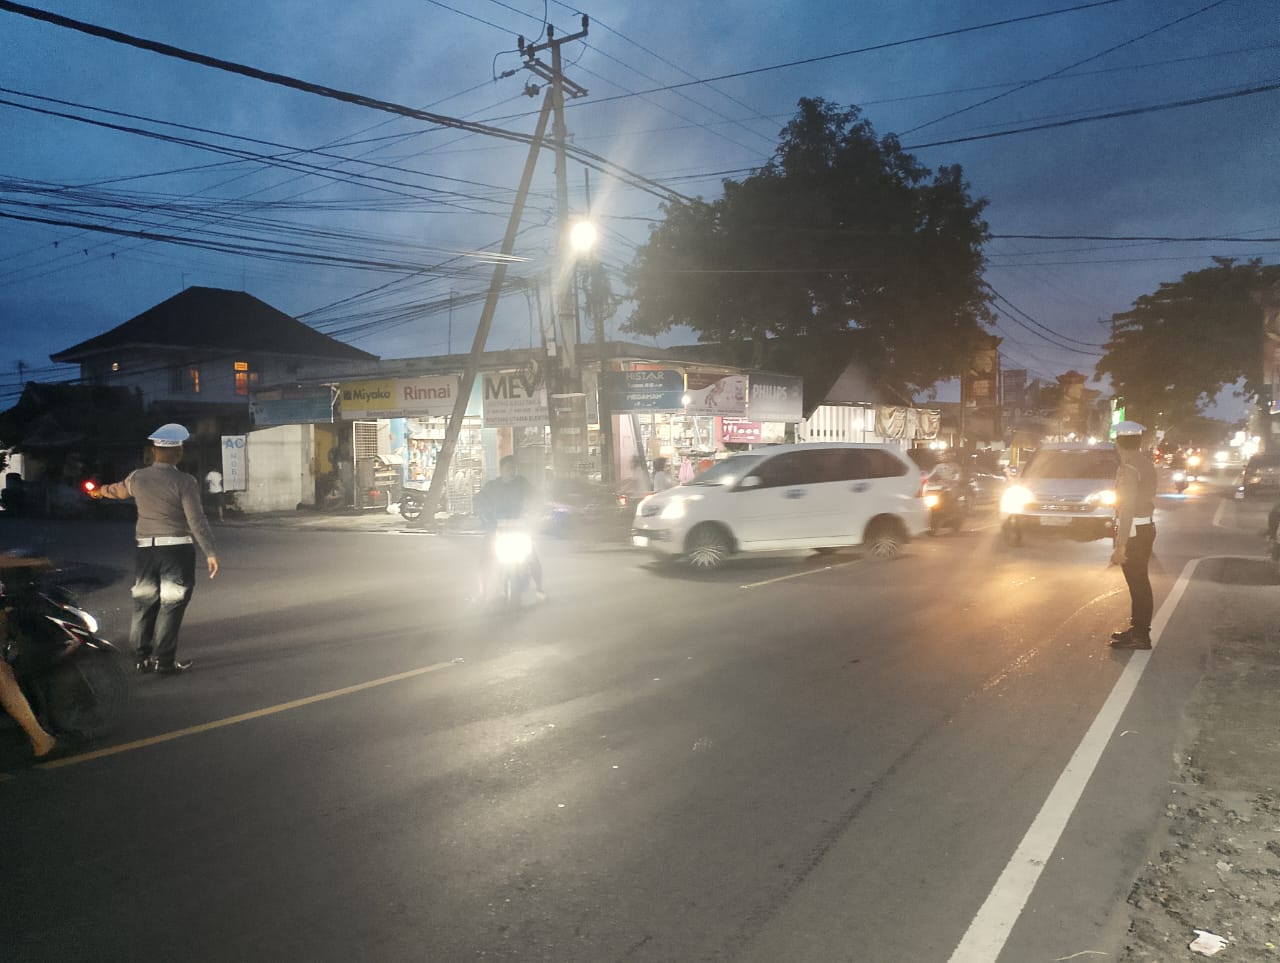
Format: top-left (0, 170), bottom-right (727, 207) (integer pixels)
top-left (399, 485), bottom-right (427, 523)
top-left (1, 561), bottom-right (128, 741)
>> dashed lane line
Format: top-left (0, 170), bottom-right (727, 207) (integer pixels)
top-left (2, 660), bottom-right (458, 781)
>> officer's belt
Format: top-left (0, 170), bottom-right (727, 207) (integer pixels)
top-left (137, 536), bottom-right (193, 547)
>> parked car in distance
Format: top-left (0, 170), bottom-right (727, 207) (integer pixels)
top-left (1000, 442), bottom-right (1120, 545)
top-left (1236, 452), bottom-right (1280, 499)
top-left (630, 442), bottom-right (928, 569)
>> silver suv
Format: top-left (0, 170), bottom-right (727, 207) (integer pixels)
top-left (1000, 443), bottom-right (1119, 545)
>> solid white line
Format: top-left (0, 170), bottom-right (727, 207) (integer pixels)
top-left (948, 555), bottom-right (1210, 962)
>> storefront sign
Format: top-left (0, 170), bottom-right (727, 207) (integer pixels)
top-left (747, 372), bottom-right (803, 423)
top-left (684, 371), bottom-right (747, 416)
top-left (483, 369), bottom-right (548, 427)
top-left (248, 386), bottom-right (334, 425)
top-left (721, 418), bottom-right (762, 444)
top-left (602, 368), bottom-right (685, 411)
top-left (549, 393), bottom-right (589, 476)
top-left (221, 435), bottom-right (247, 492)
top-left (338, 376), bottom-right (458, 420)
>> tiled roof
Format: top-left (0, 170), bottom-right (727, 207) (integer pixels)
top-left (50, 287), bottom-right (378, 363)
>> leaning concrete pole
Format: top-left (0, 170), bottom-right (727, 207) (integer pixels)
top-left (419, 92), bottom-right (554, 525)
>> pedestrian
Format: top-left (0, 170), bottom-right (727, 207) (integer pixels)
top-left (204, 466), bottom-right (225, 522)
top-left (651, 457), bottom-right (673, 492)
top-left (1109, 421), bottom-right (1158, 649)
top-left (91, 424), bottom-right (219, 675)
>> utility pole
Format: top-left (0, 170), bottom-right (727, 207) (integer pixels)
top-left (417, 93), bottom-right (555, 526)
top-left (520, 17), bottom-right (590, 479)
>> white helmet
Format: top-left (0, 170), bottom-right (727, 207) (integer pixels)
top-left (148, 423), bottom-right (190, 447)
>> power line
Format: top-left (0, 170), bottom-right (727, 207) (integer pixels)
top-left (900, 0), bottom-right (1234, 135)
top-left (902, 80), bottom-right (1280, 150)
top-left (0, 0), bottom-right (692, 205)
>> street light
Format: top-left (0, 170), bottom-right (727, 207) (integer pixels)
top-left (569, 219), bottom-right (598, 254)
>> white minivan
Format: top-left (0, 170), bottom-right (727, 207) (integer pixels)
top-left (630, 443), bottom-right (929, 569)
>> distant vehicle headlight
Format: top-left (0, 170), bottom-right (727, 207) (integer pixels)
top-left (923, 492), bottom-right (940, 509)
top-left (1186, 454), bottom-right (1202, 469)
top-left (1000, 485), bottom-right (1033, 514)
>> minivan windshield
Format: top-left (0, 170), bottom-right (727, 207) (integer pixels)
top-left (1024, 449), bottom-right (1118, 481)
top-left (688, 454), bottom-right (762, 486)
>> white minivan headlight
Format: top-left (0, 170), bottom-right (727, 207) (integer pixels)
top-left (659, 495), bottom-right (701, 520)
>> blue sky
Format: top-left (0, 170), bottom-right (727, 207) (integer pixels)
top-left (0, 0), bottom-right (1276, 416)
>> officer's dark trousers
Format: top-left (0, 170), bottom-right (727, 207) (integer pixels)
top-left (1121, 522), bottom-right (1156, 634)
top-left (130, 545), bottom-right (196, 666)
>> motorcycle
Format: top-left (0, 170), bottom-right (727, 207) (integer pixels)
top-left (1, 561), bottom-right (129, 741)
top-left (923, 482), bottom-right (969, 535)
top-left (1172, 469), bottom-right (1189, 493)
top-left (399, 485), bottom-right (427, 523)
top-left (490, 522), bottom-right (536, 609)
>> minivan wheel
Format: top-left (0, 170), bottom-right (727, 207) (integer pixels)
top-left (863, 518), bottom-right (905, 560)
top-left (685, 525), bottom-right (732, 570)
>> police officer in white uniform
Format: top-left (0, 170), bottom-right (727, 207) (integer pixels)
top-left (1109, 421), bottom-right (1158, 649)
top-left (93, 424), bottom-right (218, 674)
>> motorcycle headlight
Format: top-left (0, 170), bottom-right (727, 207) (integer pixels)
top-left (923, 493), bottom-right (940, 509)
top-left (494, 531), bottom-right (533, 565)
top-left (1172, 470), bottom-right (1186, 482)
top-left (1000, 485), bottom-right (1033, 514)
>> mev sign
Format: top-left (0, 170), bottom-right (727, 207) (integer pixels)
top-left (483, 370), bottom-right (548, 427)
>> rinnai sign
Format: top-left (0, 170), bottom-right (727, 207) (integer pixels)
top-left (482, 369), bottom-right (548, 427)
top-left (338, 376), bottom-right (458, 419)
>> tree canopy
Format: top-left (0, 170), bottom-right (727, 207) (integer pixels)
top-left (623, 97), bottom-right (994, 393)
top-left (1096, 258), bottom-right (1280, 428)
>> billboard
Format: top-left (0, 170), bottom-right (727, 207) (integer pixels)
top-left (601, 368), bottom-right (686, 412)
top-left (249, 386), bottom-right (334, 426)
top-left (683, 371), bottom-right (747, 416)
top-left (746, 372), bottom-right (803, 423)
top-left (482, 369), bottom-right (549, 427)
top-left (338, 376), bottom-right (458, 420)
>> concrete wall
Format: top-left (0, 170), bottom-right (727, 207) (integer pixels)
top-left (235, 424), bottom-right (315, 513)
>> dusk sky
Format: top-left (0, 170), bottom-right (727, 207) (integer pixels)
top-left (1, 0), bottom-right (1276, 414)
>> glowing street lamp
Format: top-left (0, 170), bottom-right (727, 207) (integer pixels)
top-left (569, 219), bottom-right (597, 254)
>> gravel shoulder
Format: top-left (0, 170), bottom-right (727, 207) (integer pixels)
top-left (1118, 617), bottom-right (1280, 959)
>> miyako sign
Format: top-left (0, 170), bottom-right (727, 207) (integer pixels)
top-left (338, 376), bottom-right (458, 420)
top-left (483, 368), bottom-right (548, 427)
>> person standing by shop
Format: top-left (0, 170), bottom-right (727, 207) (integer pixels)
top-left (91, 424), bottom-right (219, 675)
top-left (1109, 421), bottom-right (1158, 649)
top-left (204, 466), bottom-right (225, 522)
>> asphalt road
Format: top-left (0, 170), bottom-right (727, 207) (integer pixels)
top-left (2, 478), bottom-right (1271, 962)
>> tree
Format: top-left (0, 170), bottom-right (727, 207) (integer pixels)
top-left (1096, 258), bottom-right (1280, 427)
top-left (624, 97), bottom-right (994, 393)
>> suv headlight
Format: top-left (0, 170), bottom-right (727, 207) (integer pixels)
top-left (1086, 489), bottom-right (1117, 507)
top-left (1000, 485), bottom-right (1033, 514)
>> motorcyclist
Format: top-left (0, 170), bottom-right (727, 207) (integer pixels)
top-left (473, 455), bottom-right (546, 602)
top-left (0, 552), bottom-right (59, 760)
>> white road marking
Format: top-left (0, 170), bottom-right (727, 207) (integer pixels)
top-left (1213, 499), bottom-right (1228, 528)
top-left (948, 555), bottom-right (1211, 962)
top-left (6, 660), bottom-right (458, 778)
top-left (740, 560), bottom-right (859, 589)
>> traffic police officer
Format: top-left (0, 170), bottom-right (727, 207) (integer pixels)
top-left (92, 424), bottom-right (219, 674)
top-left (1109, 420), bottom-right (1158, 649)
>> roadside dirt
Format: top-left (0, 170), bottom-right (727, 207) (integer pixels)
top-left (1117, 617), bottom-right (1280, 960)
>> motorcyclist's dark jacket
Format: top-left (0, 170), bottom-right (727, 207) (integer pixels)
top-left (475, 476), bottom-right (531, 528)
